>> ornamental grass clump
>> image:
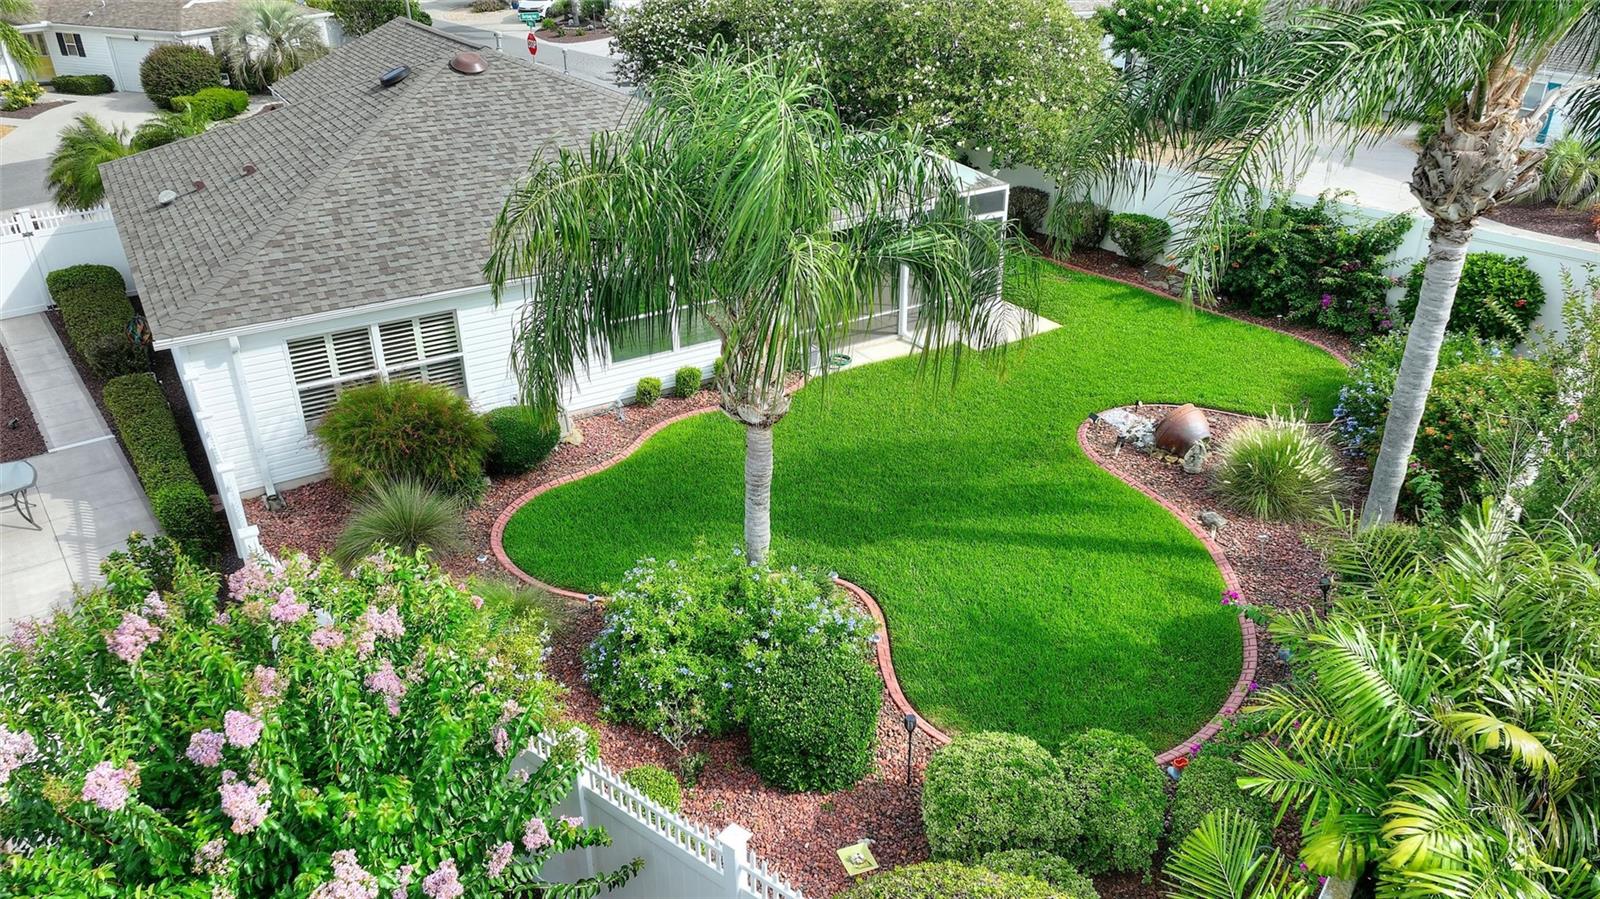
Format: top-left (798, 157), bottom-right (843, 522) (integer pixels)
top-left (1212, 409), bottom-right (1340, 521)
top-left (0, 547), bottom-right (638, 896)
top-left (332, 477), bottom-right (468, 568)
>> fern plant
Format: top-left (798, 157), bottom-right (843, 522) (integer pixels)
top-left (1165, 810), bottom-right (1311, 899)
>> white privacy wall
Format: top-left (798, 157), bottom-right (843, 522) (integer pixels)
top-left (0, 206), bottom-right (130, 319)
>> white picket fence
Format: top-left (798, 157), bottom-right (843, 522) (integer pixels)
top-left (0, 203), bottom-right (128, 320)
top-left (521, 731), bottom-right (806, 899)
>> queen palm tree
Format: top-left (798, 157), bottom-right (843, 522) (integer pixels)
top-left (1119, 0), bottom-right (1600, 528)
top-left (0, 0), bottom-right (39, 77)
top-left (219, 0), bottom-right (328, 92)
top-left (486, 52), bottom-right (1035, 564)
top-left (47, 115), bottom-right (134, 210)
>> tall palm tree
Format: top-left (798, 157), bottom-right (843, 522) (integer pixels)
top-left (47, 115), bottom-right (134, 210)
top-left (486, 53), bottom-right (1035, 563)
top-left (1117, 0), bottom-right (1600, 528)
top-left (0, 0), bottom-right (39, 77)
top-left (219, 0), bottom-right (328, 92)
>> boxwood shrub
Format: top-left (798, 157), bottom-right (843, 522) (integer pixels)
top-left (635, 376), bottom-right (662, 406)
top-left (48, 264), bottom-right (148, 377)
top-left (922, 731), bottom-right (1083, 861)
top-left (138, 43), bottom-right (221, 109)
top-left (317, 380), bottom-right (493, 502)
top-left (621, 764), bottom-right (683, 811)
top-left (979, 850), bottom-right (1098, 899)
top-left (747, 641), bottom-right (881, 792)
top-left (1044, 199), bottom-right (1109, 250)
top-left (482, 405), bottom-right (559, 476)
top-left (173, 85), bottom-right (249, 120)
top-left (1056, 728), bottom-right (1166, 875)
top-left (674, 365), bottom-right (703, 398)
top-left (102, 374), bottom-right (218, 558)
top-left (50, 73), bottom-right (114, 94)
top-left (841, 861), bottom-right (1062, 899)
top-left (1402, 252), bottom-right (1545, 340)
top-left (1168, 755), bottom-right (1273, 842)
top-left (1106, 213), bottom-right (1172, 265)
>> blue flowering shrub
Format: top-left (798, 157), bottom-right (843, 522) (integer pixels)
top-left (0, 547), bottom-right (639, 897)
top-left (584, 542), bottom-right (874, 762)
top-left (1332, 328), bottom-right (1502, 456)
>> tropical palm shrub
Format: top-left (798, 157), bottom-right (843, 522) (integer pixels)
top-left (138, 43), bottom-right (221, 109)
top-left (316, 380), bottom-right (493, 502)
top-left (841, 861), bottom-right (1064, 899)
top-left (746, 640), bottom-right (881, 792)
top-left (1056, 728), bottom-right (1165, 875)
top-left (979, 850), bottom-right (1098, 898)
top-left (1165, 810), bottom-right (1312, 899)
top-left (482, 405), bottom-right (559, 476)
top-left (922, 732), bottom-right (1084, 862)
top-left (332, 477), bottom-right (468, 568)
top-left (621, 765), bottom-right (682, 812)
top-left (47, 115), bottom-right (134, 209)
top-left (1168, 755), bottom-right (1274, 843)
top-left (1525, 134), bottom-right (1600, 209)
top-left (0, 547), bottom-right (636, 896)
top-left (1212, 409), bottom-right (1340, 521)
top-left (219, 0), bottom-right (328, 92)
top-left (1237, 504), bottom-right (1600, 894)
top-left (131, 105), bottom-right (213, 151)
top-left (1106, 213), bottom-right (1171, 265)
top-left (1401, 252), bottom-right (1546, 340)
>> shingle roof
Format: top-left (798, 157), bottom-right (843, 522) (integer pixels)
top-left (100, 18), bottom-right (638, 344)
top-left (31, 0), bottom-right (323, 34)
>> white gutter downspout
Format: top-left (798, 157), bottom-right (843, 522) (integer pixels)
top-left (226, 336), bottom-right (279, 499)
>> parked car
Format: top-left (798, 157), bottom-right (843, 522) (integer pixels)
top-left (516, 0), bottom-right (554, 14)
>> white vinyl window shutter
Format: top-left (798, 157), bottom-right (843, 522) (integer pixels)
top-left (378, 319), bottom-right (420, 366)
top-left (288, 328), bottom-right (376, 427)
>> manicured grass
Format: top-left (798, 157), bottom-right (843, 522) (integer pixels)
top-left (502, 268), bottom-right (1345, 749)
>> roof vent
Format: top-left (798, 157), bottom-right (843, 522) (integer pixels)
top-left (157, 189), bottom-right (178, 207)
top-left (192, 179), bottom-right (206, 192)
top-left (449, 52), bottom-right (487, 75)
top-left (379, 65), bottom-right (411, 88)
top-left (242, 163), bottom-right (257, 176)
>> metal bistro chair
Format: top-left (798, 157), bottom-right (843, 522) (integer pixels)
top-left (0, 459), bottom-right (39, 528)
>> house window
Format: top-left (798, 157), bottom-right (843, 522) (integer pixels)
top-left (287, 312), bottom-right (466, 427)
top-left (55, 32), bottom-right (86, 57)
top-left (609, 310), bottom-right (675, 363)
top-left (678, 303), bottom-right (721, 348)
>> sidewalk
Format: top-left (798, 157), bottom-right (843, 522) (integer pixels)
top-left (0, 313), bottom-right (156, 626)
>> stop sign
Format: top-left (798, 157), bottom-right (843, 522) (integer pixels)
top-left (527, 31), bottom-right (537, 57)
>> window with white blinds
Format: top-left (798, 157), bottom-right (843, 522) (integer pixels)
top-left (287, 312), bottom-right (466, 427)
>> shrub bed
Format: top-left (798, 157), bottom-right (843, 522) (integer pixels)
top-left (1044, 199), bottom-right (1109, 250)
top-left (622, 764), bottom-right (683, 811)
top-left (747, 640), bottom-right (881, 792)
top-left (139, 43), bottom-right (221, 109)
top-left (102, 373), bottom-right (218, 557)
top-left (483, 405), bottom-right (560, 476)
top-left (1106, 213), bottom-right (1171, 265)
top-left (841, 861), bottom-right (1062, 899)
top-left (1, 78), bottom-right (44, 110)
top-left (1333, 328), bottom-right (1500, 456)
top-left (48, 264), bottom-right (148, 377)
top-left (923, 731), bottom-right (1082, 861)
top-left (635, 376), bottom-right (662, 406)
top-left (317, 380), bottom-right (493, 502)
top-left (51, 73), bottom-right (114, 94)
top-left (1402, 252), bottom-right (1545, 340)
top-left (1413, 356), bottom-right (1557, 510)
top-left (173, 86), bottom-right (250, 120)
top-left (1008, 186), bottom-right (1050, 234)
top-left (1056, 728), bottom-right (1165, 875)
top-left (1169, 755), bottom-right (1273, 841)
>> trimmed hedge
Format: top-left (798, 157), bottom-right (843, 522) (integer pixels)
top-left (1402, 252), bottom-right (1545, 340)
top-left (139, 43), bottom-right (221, 109)
top-left (674, 365), bottom-right (703, 398)
top-left (1008, 186), bottom-right (1050, 234)
top-left (979, 851), bottom-right (1098, 899)
top-left (173, 86), bottom-right (249, 120)
top-left (48, 265), bottom-right (148, 377)
top-left (102, 374), bottom-right (218, 558)
top-left (1056, 728), bottom-right (1165, 875)
top-left (482, 405), bottom-right (559, 476)
top-left (841, 861), bottom-right (1063, 899)
top-left (923, 732), bottom-right (1083, 861)
top-left (1106, 213), bottom-right (1172, 265)
top-left (621, 765), bottom-right (683, 812)
top-left (747, 641), bottom-right (881, 792)
top-left (635, 376), bottom-right (662, 406)
top-left (51, 74), bottom-right (114, 94)
top-left (1168, 755), bottom-right (1273, 842)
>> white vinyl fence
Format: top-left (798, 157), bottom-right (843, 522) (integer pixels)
top-left (520, 731), bottom-right (806, 899)
top-left (0, 204), bottom-right (128, 320)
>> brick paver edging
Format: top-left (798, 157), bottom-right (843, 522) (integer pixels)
top-left (1074, 415), bottom-right (1259, 766)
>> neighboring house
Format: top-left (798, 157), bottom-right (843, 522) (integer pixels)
top-left (99, 18), bottom-right (1010, 502)
top-left (0, 0), bottom-right (338, 91)
top-left (1527, 34), bottom-right (1596, 144)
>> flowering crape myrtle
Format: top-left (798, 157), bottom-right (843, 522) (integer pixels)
top-left (0, 547), bottom-right (640, 897)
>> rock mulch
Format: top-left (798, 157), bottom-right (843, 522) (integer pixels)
top-left (0, 99), bottom-right (71, 120)
top-left (0, 344), bottom-right (47, 462)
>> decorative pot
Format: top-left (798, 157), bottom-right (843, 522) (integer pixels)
top-left (1153, 404), bottom-right (1211, 454)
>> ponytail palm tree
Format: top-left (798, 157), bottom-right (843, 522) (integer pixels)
top-left (486, 53), bottom-right (1035, 563)
top-left (1121, 0), bottom-right (1600, 528)
top-left (219, 0), bottom-right (327, 92)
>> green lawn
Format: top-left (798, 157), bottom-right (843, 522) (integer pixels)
top-left (502, 268), bottom-right (1346, 750)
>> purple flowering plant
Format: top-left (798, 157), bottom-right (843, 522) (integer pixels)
top-left (0, 547), bottom-right (638, 896)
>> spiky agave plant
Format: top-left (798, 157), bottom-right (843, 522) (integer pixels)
top-left (1212, 408), bottom-right (1340, 521)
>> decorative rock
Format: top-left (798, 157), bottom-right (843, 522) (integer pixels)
top-left (1098, 407), bottom-right (1157, 451)
top-left (1199, 510), bottom-right (1228, 540)
top-left (561, 425), bottom-right (584, 446)
top-left (1181, 441), bottom-right (1209, 474)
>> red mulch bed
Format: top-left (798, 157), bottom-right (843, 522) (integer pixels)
top-left (1483, 200), bottom-right (1598, 244)
top-left (1, 344), bottom-right (47, 462)
top-left (537, 27), bottom-right (613, 42)
top-left (0, 99), bottom-right (70, 120)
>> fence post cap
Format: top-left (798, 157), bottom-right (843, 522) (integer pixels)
top-left (716, 823), bottom-right (752, 850)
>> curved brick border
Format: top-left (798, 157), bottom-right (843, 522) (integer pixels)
top-left (1075, 416), bottom-right (1258, 766)
top-left (833, 578), bottom-right (954, 746)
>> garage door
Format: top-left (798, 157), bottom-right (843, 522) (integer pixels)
top-left (107, 37), bottom-right (151, 93)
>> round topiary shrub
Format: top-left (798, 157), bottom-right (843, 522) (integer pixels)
top-left (139, 43), bottom-right (221, 109)
top-left (317, 380), bottom-right (494, 502)
top-left (635, 376), bottom-right (662, 406)
top-left (622, 764), bottom-right (683, 811)
top-left (1056, 728), bottom-right (1165, 875)
top-left (747, 641), bottom-right (881, 792)
top-left (923, 732), bottom-right (1082, 861)
top-left (1212, 408), bottom-right (1341, 521)
top-left (674, 365), bottom-right (704, 398)
top-left (1402, 252), bottom-right (1545, 340)
top-left (841, 861), bottom-right (1062, 899)
top-left (483, 405), bottom-right (560, 476)
top-left (979, 850), bottom-right (1098, 898)
top-left (1168, 755), bottom-right (1273, 842)
top-left (1106, 212), bottom-right (1172, 265)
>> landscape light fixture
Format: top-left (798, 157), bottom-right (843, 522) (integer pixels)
top-left (1318, 573), bottom-right (1333, 603)
top-left (902, 713), bottom-right (917, 785)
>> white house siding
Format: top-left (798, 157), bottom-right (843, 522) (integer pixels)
top-left (182, 286), bottom-right (722, 497)
top-left (43, 29), bottom-right (121, 83)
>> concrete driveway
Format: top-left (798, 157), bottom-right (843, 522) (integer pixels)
top-left (0, 90), bottom-right (159, 210)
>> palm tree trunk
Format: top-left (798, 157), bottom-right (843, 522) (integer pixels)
top-left (744, 424), bottom-right (775, 564)
top-left (1360, 219), bottom-right (1472, 528)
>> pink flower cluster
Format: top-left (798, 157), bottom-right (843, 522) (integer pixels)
top-left (106, 612), bottom-right (162, 664)
top-left (364, 604), bottom-right (405, 640)
top-left (310, 626), bottom-right (346, 652)
top-left (485, 841), bottom-right (514, 880)
top-left (192, 838), bottom-right (228, 876)
top-left (141, 591), bottom-right (170, 621)
top-left (187, 729), bottom-right (225, 767)
top-left (492, 699), bottom-right (523, 758)
top-left (0, 725), bottom-right (39, 785)
top-left (219, 770), bottom-right (271, 834)
top-left (81, 760), bottom-right (139, 811)
top-left (227, 558), bottom-right (277, 601)
top-left (269, 587), bottom-right (310, 624)
top-left (254, 665), bottom-right (284, 700)
top-left (420, 859), bottom-right (463, 899)
top-left (522, 816), bottom-right (552, 852)
top-left (309, 849), bottom-right (379, 899)
top-left (364, 659), bottom-right (407, 716)
top-left (392, 864), bottom-right (415, 899)
top-left (8, 617), bottom-right (48, 655)
top-left (223, 710), bottom-right (263, 748)
top-left (559, 815), bottom-right (584, 830)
